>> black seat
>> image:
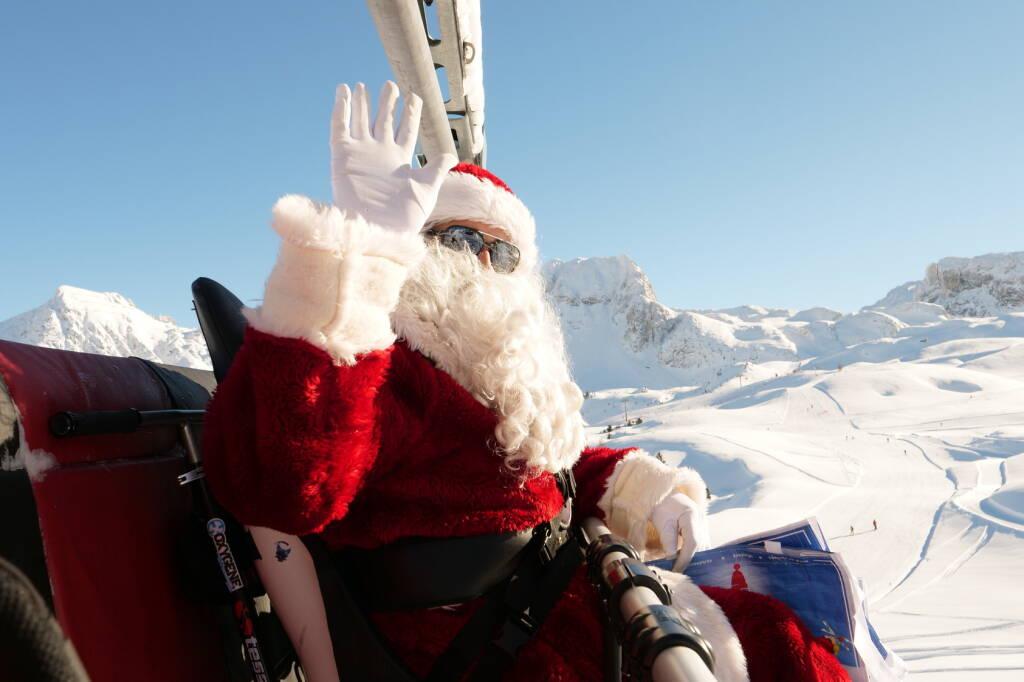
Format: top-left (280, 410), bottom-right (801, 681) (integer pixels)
top-left (191, 278), bottom-right (248, 382)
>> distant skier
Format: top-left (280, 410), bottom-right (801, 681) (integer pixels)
top-left (850, 525), bottom-right (854, 535)
top-left (873, 519), bottom-right (878, 531)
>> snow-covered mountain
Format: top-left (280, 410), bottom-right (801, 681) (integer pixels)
top-left (555, 253), bottom-right (1024, 679)
top-left (6, 252), bottom-right (1023, 389)
top-left (873, 251), bottom-right (1024, 317)
top-left (3, 255), bottom-right (1023, 678)
top-left (545, 253), bottom-right (1024, 392)
top-left (0, 285), bottom-right (211, 369)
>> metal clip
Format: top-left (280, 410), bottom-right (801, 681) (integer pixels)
top-left (177, 466), bottom-right (205, 486)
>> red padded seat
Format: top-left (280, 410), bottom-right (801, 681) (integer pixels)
top-left (0, 340), bottom-right (228, 682)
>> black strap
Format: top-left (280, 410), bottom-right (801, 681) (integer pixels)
top-left (467, 533), bottom-right (585, 682)
top-left (339, 529), bottom-right (535, 611)
top-left (425, 533), bottom-right (585, 682)
top-left (425, 470), bottom-right (581, 682)
top-left (306, 536), bottom-right (420, 681)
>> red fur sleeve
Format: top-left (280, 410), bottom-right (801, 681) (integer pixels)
top-left (572, 446), bottom-right (634, 520)
top-left (702, 586), bottom-right (851, 681)
top-left (202, 328), bottom-right (393, 535)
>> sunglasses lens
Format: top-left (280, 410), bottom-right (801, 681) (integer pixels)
top-left (489, 241), bottom-right (521, 273)
top-left (431, 226), bottom-right (519, 273)
top-left (440, 226), bottom-right (485, 255)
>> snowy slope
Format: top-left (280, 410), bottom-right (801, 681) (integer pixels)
top-left (5, 257), bottom-right (1024, 678)
top-left (566, 255), bottom-right (1024, 680)
top-left (0, 285), bottom-right (211, 369)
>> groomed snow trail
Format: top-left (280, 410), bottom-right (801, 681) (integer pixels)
top-left (587, 338), bottom-right (1024, 680)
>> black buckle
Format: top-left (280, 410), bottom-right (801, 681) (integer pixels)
top-left (536, 500), bottom-right (573, 565)
top-left (494, 610), bottom-right (538, 657)
top-left (535, 524), bottom-right (558, 564)
top-left (555, 469), bottom-right (577, 500)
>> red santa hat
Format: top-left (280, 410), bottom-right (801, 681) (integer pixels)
top-left (426, 163), bottom-right (539, 271)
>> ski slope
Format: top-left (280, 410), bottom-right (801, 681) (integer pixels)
top-left (583, 334), bottom-right (1024, 680)
top-left (5, 254), bottom-right (1023, 678)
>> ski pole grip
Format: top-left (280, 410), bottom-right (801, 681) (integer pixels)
top-left (50, 409), bottom-right (142, 437)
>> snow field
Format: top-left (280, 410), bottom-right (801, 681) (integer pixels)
top-left (584, 337), bottom-right (1024, 679)
top-left (6, 252), bottom-right (1024, 678)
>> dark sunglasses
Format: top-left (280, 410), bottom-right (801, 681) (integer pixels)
top-left (426, 225), bottom-right (521, 274)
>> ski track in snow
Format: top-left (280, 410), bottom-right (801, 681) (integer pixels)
top-left (10, 262), bottom-right (1024, 678)
top-left (697, 431), bottom-right (851, 487)
top-left (813, 383), bottom-right (854, 422)
top-left (589, 338), bottom-right (1024, 680)
top-left (876, 502), bottom-right (992, 610)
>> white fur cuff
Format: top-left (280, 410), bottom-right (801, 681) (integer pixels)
top-left (244, 195), bottom-right (426, 364)
top-left (658, 571), bottom-right (750, 682)
top-left (597, 450), bottom-right (708, 555)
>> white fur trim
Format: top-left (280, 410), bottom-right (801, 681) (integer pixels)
top-left (22, 448), bottom-right (58, 482)
top-left (597, 450), bottom-right (708, 556)
top-left (657, 570), bottom-right (750, 682)
top-left (0, 382), bottom-right (18, 472)
top-left (0, 383), bottom-right (60, 482)
top-left (244, 195), bottom-right (425, 364)
top-left (427, 172), bottom-right (539, 271)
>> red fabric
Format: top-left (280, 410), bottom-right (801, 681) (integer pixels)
top-left (572, 446), bottom-right (634, 519)
top-left (203, 328), bottom-right (595, 545)
top-left (0, 339), bottom-right (181, 465)
top-left (370, 570), bottom-right (605, 681)
top-left (203, 328), bottom-right (848, 681)
top-left (702, 587), bottom-right (851, 682)
top-left (450, 162), bottom-right (516, 195)
top-left (202, 328), bottom-right (623, 679)
top-left (0, 341), bottom-right (228, 682)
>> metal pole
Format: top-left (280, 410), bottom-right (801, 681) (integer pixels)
top-left (583, 518), bottom-right (717, 682)
top-left (366, 0), bottom-right (458, 163)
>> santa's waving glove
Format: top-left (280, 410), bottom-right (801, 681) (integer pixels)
top-left (651, 491), bottom-right (711, 571)
top-left (331, 82), bottom-right (456, 231)
top-left (245, 82), bottom-right (457, 365)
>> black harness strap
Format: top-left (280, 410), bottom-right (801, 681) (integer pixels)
top-left (305, 535), bottom-right (421, 681)
top-left (466, 532), bottom-right (585, 682)
top-left (425, 470), bottom-right (583, 682)
top-left (340, 528), bottom-right (535, 611)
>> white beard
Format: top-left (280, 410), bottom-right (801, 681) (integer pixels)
top-left (392, 244), bottom-right (586, 475)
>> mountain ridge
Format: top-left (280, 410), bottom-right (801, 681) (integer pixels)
top-left (4, 251), bottom-right (1023, 389)
top-left (0, 285), bottom-right (211, 369)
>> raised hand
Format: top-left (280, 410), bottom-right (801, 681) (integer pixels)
top-left (330, 81), bottom-right (457, 233)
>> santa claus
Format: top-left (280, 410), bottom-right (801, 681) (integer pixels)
top-left (203, 82), bottom-right (847, 682)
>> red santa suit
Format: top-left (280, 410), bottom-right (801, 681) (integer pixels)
top-left (202, 164), bottom-right (848, 682)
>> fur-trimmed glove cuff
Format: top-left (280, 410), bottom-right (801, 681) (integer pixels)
top-left (597, 450), bottom-right (708, 559)
top-left (244, 194), bottom-right (425, 364)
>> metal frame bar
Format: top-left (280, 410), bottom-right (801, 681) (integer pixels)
top-left (366, 0), bottom-right (485, 166)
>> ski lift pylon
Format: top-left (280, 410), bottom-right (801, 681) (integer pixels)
top-left (366, 0), bottom-right (486, 167)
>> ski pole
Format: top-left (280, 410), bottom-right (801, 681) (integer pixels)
top-left (583, 518), bottom-right (716, 682)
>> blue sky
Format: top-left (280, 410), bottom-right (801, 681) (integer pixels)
top-left (2, 1), bottom-right (1021, 325)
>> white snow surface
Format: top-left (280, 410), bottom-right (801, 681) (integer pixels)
top-left (4, 255), bottom-right (1024, 677)
top-left (554, 254), bottom-right (1024, 680)
top-left (0, 285), bottom-right (211, 369)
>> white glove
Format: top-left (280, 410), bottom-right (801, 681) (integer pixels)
top-left (651, 492), bottom-right (710, 571)
top-left (330, 81), bottom-right (457, 232)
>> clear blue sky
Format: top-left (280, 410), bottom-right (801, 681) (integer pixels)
top-left (2, 1), bottom-right (1022, 325)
